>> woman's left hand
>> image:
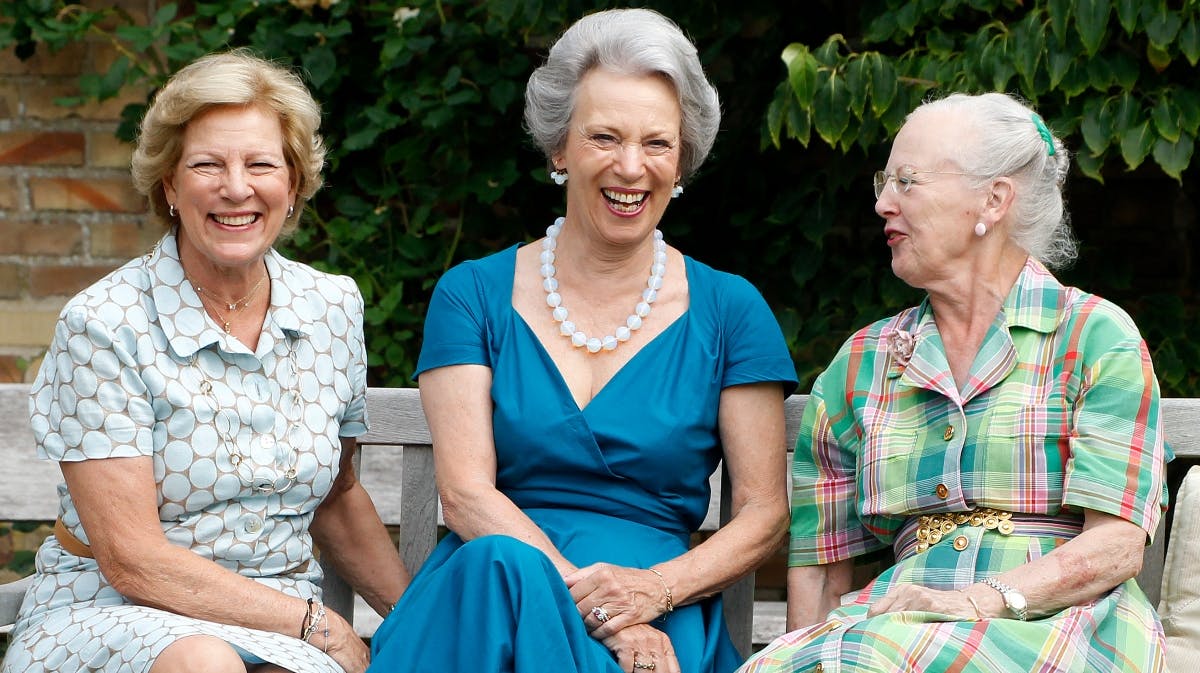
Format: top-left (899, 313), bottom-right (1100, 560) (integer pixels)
top-left (567, 563), bottom-right (668, 638)
top-left (601, 623), bottom-right (682, 673)
top-left (867, 583), bottom-right (981, 621)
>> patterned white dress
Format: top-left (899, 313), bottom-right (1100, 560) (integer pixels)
top-left (1, 231), bottom-right (368, 673)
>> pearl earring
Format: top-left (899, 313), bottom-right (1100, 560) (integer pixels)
top-left (671, 184), bottom-right (683, 198)
top-left (974, 222), bottom-right (987, 237)
top-left (550, 169), bottom-right (568, 186)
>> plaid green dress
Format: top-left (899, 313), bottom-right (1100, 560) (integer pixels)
top-left (741, 259), bottom-right (1170, 673)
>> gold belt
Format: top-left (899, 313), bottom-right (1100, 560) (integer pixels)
top-left (914, 507), bottom-right (1015, 554)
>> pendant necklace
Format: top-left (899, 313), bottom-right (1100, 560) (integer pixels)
top-left (541, 216), bottom-right (667, 353)
top-left (189, 271), bottom-right (269, 334)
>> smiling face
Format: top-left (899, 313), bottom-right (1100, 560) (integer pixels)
top-left (875, 110), bottom-right (984, 289)
top-left (554, 68), bottom-right (682, 245)
top-left (164, 104), bottom-right (296, 274)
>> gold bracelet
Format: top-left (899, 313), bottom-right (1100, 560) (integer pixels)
top-left (648, 567), bottom-right (673, 614)
top-left (959, 589), bottom-right (984, 621)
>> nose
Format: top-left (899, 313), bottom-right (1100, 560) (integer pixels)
top-left (612, 142), bottom-right (647, 181)
top-left (875, 189), bottom-right (899, 219)
top-left (219, 164), bottom-right (253, 202)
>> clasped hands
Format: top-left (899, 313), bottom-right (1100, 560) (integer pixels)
top-left (566, 563), bottom-right (681, 673)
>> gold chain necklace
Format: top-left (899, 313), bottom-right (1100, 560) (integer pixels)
top-left (189, 271), bottom-right (269, 333)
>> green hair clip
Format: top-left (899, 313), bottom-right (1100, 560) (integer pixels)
top-left (1031, 113), bottom-right (1056, 156)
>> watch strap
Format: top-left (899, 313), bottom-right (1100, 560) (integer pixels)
top-left (981, 577), bottom-right (1028, 621)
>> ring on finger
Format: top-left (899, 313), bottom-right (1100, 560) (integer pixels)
top-left (633, 660), bottom-right (656, 670)
top-left (591, 606), bottom-right (610, 624)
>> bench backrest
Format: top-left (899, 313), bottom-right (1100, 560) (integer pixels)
top-left (2, 383), bottom-right (1199, 654)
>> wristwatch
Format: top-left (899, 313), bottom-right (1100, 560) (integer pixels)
top-left (981, 577), bottom-right (1028, 621)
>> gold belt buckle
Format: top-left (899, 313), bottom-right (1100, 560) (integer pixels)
top-left (914, 507), bottom-right (1014, 553)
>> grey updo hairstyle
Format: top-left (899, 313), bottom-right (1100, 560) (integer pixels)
top-left (523, 8), bottom-right (721, 182)
top-left (914, 92), bottom-right (1077, 269)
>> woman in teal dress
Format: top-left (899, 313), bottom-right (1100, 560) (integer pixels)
top-left (368, 8), bottom-right (797, 673)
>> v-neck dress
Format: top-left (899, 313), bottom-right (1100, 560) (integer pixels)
top-left (367, 245), bottom-right (798, 673)
top-left (739, 259), bottom-right (1170, 673)
top-left (2, 231), bottom-right (365, 673)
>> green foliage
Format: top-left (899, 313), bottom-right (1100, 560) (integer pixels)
top-left (770, 0), bottom-right (1199, 182)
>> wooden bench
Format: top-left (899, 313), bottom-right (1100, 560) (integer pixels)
top-left (2, 382), bottom-right (1198, 657)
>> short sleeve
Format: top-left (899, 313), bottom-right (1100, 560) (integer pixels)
top-left (29, 304), bottom-right (156, 462)
top-left (1061, 305), bottom-right (1169, 537)
top-left (339, 281), bottom-right (370, 438)
top-left (718, 275), bottom-right (798, 394)
top-left (789, 346), bottom-right (886, 566)
top-left (414, 261), bottom-right (492, 378)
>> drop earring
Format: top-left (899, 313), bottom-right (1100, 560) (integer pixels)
top-left (287, 204), bottom-right (295, 219)
top-left (671, 183), bottom-right (683, 198)
top-left (974, 222), bottom-right (987, 237)
top-left (169, 203), bottom-right (177, 218)
top-left (550, 168), bottom-right (568, 186)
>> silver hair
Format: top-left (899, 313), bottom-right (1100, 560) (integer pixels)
top-left (523, 8), bottom-right (721, 182)
top-left (913, 92), bottom-right (1078, 269)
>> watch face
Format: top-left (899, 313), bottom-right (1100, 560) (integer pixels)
top-left (1007, 591), bottom-right (1028, 611)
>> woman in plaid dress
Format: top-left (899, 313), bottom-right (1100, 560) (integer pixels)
top-left (740, 93), bottom-right (1170, 672)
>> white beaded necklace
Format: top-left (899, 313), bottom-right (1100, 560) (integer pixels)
top-left (541, 216), bottom-right (667, 354)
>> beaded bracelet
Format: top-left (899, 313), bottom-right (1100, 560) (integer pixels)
top-left (648, 567), bottom-right (674, 614)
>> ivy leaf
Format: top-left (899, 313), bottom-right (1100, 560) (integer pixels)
top-left (785, 100), bottom-right (812, 147)
top-left (1012, 11), bottom-right (1044, 89)
top-left (1152, 133), bottom-right (1194, 181)
top-left (813, 34), bottom-right (845, 65)
top-left (1047, 0), bottom-right (1071, 42)
top-left (1180, 18), bottom-right (1200, 66)
top-left (1074, 0), bottom-right (1111, 57)
top-left (867, 53), bottom-right (898, 116)
top-left (1142, 4), bottom-right (1182, 50)
top-left (1118, 120), bottom-right (1154, 170)
top-left (1080, 96), bottom-right (1112, 156)
top-left (844, 56), bottom-right (869, 118)
top-left (1174, 87), bottom-right (1200, 135)
top-left (1114, 0), bottom-right (1140, 35)
top-left (1074, 148), bottom-right (1105, 182)
top-left (1152, 93), bottom-right (1182, 143)
top-left (1113, 90), bottom-right (1140, 130)
top-left (766, 89), bottom-right (786, 148)
top-left (1146, 42), bottom-right (1172, 73)
top-left (302, 45), bottom-right (336, 89)
top-left (812, 72), bottom-right (851, 147)
top-left (1046, 49), bottom-right (1072, 89)
top-left (782, 43), bottom-right (819, 107)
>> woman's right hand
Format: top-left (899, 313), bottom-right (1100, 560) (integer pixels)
top-left (601, 623), bottom-right (681, 673)
top-left (312, 610), bottom-right (369, 673)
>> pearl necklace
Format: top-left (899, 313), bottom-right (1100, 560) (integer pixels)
top-left (541, 216), bottom-right (666, 353)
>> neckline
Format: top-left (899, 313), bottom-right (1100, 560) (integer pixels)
top-left (509, 245), bottom-right (693, 412)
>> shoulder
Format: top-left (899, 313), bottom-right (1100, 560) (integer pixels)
top-left (57, 257), bottom-right (154, 328)
top-left (683, 256), bottom-right (771, 314)
top-left (438, 245), bottom-right (518, 288)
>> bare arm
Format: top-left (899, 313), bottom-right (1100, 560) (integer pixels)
top-left (309, 436), bottom-right (410, 617)
top-left (420, 364), bottom-right (578, 575)
top-left (786, 559), bottom-right (855, 630)
top-left (62, 456), bottom-right (369, 672)
top-left (870, 508), bottom-right (1145, 620)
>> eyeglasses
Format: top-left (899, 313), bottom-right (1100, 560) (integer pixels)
top-left (873, 165), bottom-right (980, 198)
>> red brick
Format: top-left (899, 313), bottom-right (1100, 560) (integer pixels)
top-left (0, 176), bottom-right (18, 209)
top-left (29, 177), bottom-right (145, 213)
top-left (89, 131), bottom-right (134, 169)
top-left (90, 219), bottom-right (160, 258)
top-left (0, 80), bottom-right (17, 118)
top-left (0, 131), bottom-right (85, 166)
top-left (29, 263), bottom-right (116, 297)
top-left (0, 355), bottom-right (27, 383)
top-left (20, 79), bottom-right (146, 122)
top-left (0, 43), bottom-right (89, 76)
top-left (0, 220), bottom-right (83, 256)
top-left (0, 263), bottom-right (22, 298)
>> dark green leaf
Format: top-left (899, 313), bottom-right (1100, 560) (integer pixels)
top-left (867, 53), bottom-right (898, 116)
top-left (782, 43), bottom-right (819, 107)
top-left (1152, 133), bottom-right (1194, 180)
top-left (1074, 0), bottom-right (1111, 56)
top-left (1146, 43), bottom-right (1172, 73)
top-left (1046, 50), bottom-right (1072, 89)
top-left (1011, 12), bottom-right (1044, 88)
top-left (1119, 120), bottom-right (1154, 169)
top-left (844, 57), bottom-right (869, 118)
top-left (302, 46), bottom-right (337, 89)
top-left (812, 73), bottom-right (851, 147)
top-left (766, 91), bottom-right (785, 148)
top-left (813, 34), bottom-right (845, 66)
top-left (1074, 147), bottom-right (1105, 182)
top-left (1142, 4), bottom-right (1182, 49)
top-left (1175, 88), bottom-right (1200, 135)
top-left (1080, 96), bottom-right (1112, 156)
top-left (1180, 18), bottom-right (1200, 66)
top-left (1114, 0), bottom-right (1140, 34)
top-left (785, 96), bottom-right (812, 147)
top-left (1152, 94), bottom-right (1182, 142)
top-left (1047, 0), bottom-right (1071, 42)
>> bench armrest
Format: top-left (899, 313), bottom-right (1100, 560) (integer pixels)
top-left (1, 575), bottom-right (34, 630)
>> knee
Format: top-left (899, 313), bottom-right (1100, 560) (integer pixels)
top-left (460, 535), bottom-right (553, 570)
top-left (149, 635), bottom-right (247, 673)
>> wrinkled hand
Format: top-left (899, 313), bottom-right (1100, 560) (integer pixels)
top-left (866, 584), bottom-right (979, 621)
top-left (567, 563), bottom-right (668, 639)
top-left (310, 611), bottom-right (370, 673)
top-left (602, 623), bottom-right (682, 673)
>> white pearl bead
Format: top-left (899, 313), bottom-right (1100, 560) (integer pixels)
top-left (571, 331), bottom-right (588, 347)
top-left (546, 292), bottom-right (562, 308)
top-left (552, 306), bottom-right (568, 322)
top-left (540, 250), bottom-right (555, 265)
top-left (540, 263), bottom-right (555, 278)
top-left (602, 335), bottom-right (618, 350)
top-left (635, 301), bottom-right (651, 318)
top-left (643, 288), bottom-right (657, 303)
top-left (648, 276), bottom-right (663, 291)
top-left (586, 338), bottom-right (602, 353)
top-left (543, 278), bottom-right (558, 292)
top-left (627, 315), bottom-right (643, 330)
top-left (561, 320), bottom-right (575, 335)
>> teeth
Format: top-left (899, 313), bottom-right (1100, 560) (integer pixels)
top-left (214, 214), bottom-right (255, 226)
top-left (602, 189), bottom-right (646, 205)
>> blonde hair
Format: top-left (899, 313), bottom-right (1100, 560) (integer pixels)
top-left (130, 48), bottom-right (325, 236)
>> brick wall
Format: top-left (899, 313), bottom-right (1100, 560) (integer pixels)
top-left (0, 4), bottom-right (161, 384)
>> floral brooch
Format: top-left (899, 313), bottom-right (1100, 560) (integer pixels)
top-left (885, 328), bottom-right (916, 366)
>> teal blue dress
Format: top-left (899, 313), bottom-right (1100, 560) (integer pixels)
top-left (368, 245), bottom-right (797, 673)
